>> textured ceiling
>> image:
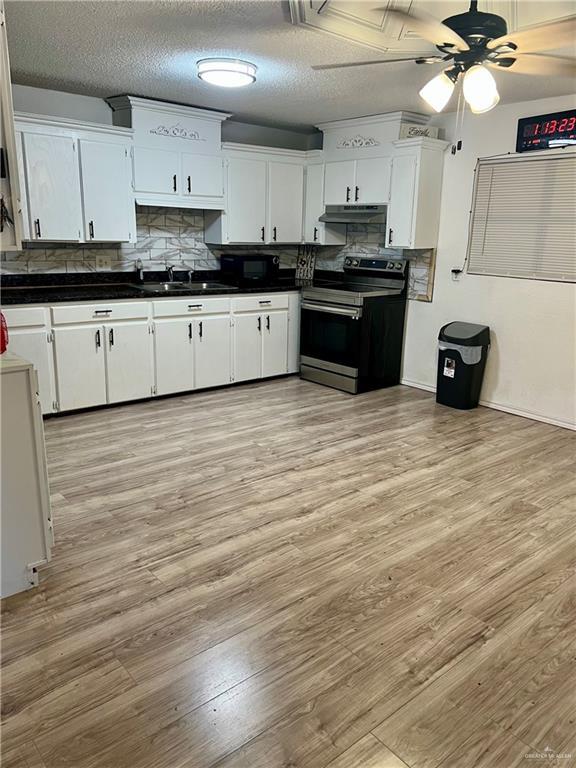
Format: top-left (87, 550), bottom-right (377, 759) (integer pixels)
top-left (5, 0), bottom-right (576, 131)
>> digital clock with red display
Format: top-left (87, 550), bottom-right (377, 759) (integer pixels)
top-left (516, 109), bottom-right (576, 153)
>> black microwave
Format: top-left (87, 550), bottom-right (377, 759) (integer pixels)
top-left (220, 254), bottom-right (280, 284)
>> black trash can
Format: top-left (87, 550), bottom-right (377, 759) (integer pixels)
top-left (436, 322), bottom-right (490, 410)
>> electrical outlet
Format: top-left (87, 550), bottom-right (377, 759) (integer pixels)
top-left (95, 255), bottom-right (112, 271)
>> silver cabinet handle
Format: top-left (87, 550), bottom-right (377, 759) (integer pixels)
top-left (301, 301), bottom-right (362, 319)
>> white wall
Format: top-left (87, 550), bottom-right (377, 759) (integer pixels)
top-left (402, 95), bottom-right (576, 429)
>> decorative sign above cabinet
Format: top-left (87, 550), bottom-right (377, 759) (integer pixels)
top-left (149, 123), bottom-right (206, 141)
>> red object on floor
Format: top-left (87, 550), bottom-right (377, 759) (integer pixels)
top-left (0, 311), bottom-right (8, 354)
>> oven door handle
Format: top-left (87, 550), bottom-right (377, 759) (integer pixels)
top-left (301, 301), bottom-right (362, 319)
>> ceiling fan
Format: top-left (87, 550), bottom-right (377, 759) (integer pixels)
top-left (312, 1), bottom-right (576, 113)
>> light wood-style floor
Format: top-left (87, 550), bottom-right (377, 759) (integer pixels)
top-left (2, 378), bottom-right (575, 768)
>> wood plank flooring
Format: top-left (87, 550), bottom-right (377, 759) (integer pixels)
top-left (1, 377), bottom-right (575, 768)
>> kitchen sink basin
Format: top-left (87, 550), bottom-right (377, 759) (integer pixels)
top-left (140, 281), bottom-right (238, 294)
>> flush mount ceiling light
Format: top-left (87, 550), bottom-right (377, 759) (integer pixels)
top-left (197, 59), bottom-right (257, 88)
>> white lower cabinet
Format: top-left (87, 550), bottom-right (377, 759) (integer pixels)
top-left (233, 314), bottom-right (263, 383)
top-left (105, 321), bottom-right (154, 403)
top-left (53, 325), bottom-right (107, 411)
top-left (262, 311), bottom-right (289, 378)
top-left (154, 319), bottom-right (194, 396)
top-left (194, 316), bottom-right (231, 390)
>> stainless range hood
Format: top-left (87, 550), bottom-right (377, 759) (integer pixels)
top-left (319, 205), bottom-right (387, 224)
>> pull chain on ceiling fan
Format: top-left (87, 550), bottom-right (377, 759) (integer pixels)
top-left (312, 1), bottom-right (576, 114)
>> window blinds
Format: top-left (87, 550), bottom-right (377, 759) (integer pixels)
top-left (467, 153), bottom-right (576, 282)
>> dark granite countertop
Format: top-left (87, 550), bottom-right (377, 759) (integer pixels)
top-left (0, 270), bottom-right (304, 306)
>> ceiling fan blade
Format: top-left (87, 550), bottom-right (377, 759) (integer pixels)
top-left (487, 16), bottom-right (576, 53)
top-left (312, 56), bottom-right (444, 71)
top-left (385, 8), bottom-right (469, 51)
top-left (488, 53), bottom-right (576, 77)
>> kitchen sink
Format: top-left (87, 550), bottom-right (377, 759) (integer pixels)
top-left (140, 281), bottom-right (238, 294)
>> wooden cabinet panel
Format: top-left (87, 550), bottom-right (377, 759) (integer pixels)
top-left (22, 133), bottom-right (82, 241)
top-left (133, 146), bottom-right (179, 195)
top-left (233, 314), bottom-right (262, 382)
top-left (105, 321), bottom-right (153, 403)
top-left (194, 316), bottom-right (231, 390)
top-left (267, 162), bottom-right (303, 243)
top-left (54, 326), bottom-right (107, 411)
top-left (154, 319), bottom-right (194, 396)
top-left (262, 311), bottom-right (288, 378)
top-left (79, 139), bottom-right (133, 242)
top-left (226, 158), bottom-right (267, 243)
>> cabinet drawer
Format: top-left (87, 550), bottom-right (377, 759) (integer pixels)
top-left (52, 302), bottom-right (149, 325)
top-left (152, 297), bottom-right (231, 317)
top-left (3, 306), bottom-right (48, 327)
top-left (231, 294), bottom-right (289, 313)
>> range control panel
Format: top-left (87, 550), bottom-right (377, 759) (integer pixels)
top-left (344, 257), bottom-right (406, 273)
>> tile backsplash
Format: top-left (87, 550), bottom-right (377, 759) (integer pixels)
top-left (1, 206), bottom-right (435, 300)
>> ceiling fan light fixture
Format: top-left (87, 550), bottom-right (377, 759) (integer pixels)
top-left (419, 70), bottom-right (457, 112)
top-left (197, 58), bottom-right (257, 88)
top-left (463, 64), bottom-right (500, 113)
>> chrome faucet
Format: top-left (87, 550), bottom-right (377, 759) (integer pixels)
top-left (188, 269), bottom-right (195, 283)
top-left (167, 265), bottom-right (175, 282)
top-left (135, 258), bottom-right (144, 283)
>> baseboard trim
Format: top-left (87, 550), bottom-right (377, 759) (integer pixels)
top-left (400, 378), bottom-right (576, 431)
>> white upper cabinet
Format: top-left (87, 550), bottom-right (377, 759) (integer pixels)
top-left (324, 160), bottom-right (355, 205)
top-left (133, 147), bottom-right (180, 196)
top-left (80, 139), bottom-right (135, 242)
top-left (225, 157), bottom-right (267, 244)
top-left (107, 96), bottom-right (231, 210)
top-left (182, 154), bottom-right (224, 199)
top-left (16, 114), bottom-right (136, 244)
top-left (205, 145), bottom-right (306, 245)
top-left (303, 163), bottom-right (345, 246)
top-left (267, 162), bottom-right (303, 244)
top-left (323, 157), bottom-right (391, 206)
top-left (387, 138), bottom-right (448, 249)
top-left (22, 133), bottom-right (83, 242)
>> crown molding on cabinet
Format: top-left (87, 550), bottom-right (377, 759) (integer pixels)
top-left (14, 111), bottom-right (134, 139)
top-left (315, 111), bottom-right (428, 132)
top-left (106, 95), bottom-right (232, 123)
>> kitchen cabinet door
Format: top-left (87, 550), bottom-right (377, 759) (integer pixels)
top-left (7, 328), bottom-right (55, 414)
top-left (355, 157), bottom-right (391, 204)
top-left (181, 154), bottom-right (224, 199)
top-left (53, 326), bottom-right (106, 411)
top-left (105, 321), bottom-right (153, 403)
top-left (79, 139), bottom-right (133, 242)
top-left (22, 133), bottom-right (82, 241)
top-left (233, 314), bottom-right (262, 382)
top-left (133, 147), bottom-right (180, 196)
top-left (267, 162), bottom-right (303, 243)
top-left (324, 161), bottom-right (354, 205)
top-left (194, 316), bottom-right (231, 390)
top-left (262, 311), bottom-right (288, 378)
top-left (388, 154), bottom-right (417, 248)
top-left (304, 164), bottom-right (346, 246)
top-left (226, 158), bottom-right (267, 243)
top-left (154, 319), bottom-right (194, 396)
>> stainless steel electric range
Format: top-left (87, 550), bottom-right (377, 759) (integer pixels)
top-left (300, 257), bottom-right (408, 394)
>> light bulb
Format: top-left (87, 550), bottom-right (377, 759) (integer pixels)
top-left (197, 59), bottom-right (257, 88)
top-left (463, 65), bottom-right (500, 114)
top-left (419, 71), bottom-right (456, 113)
